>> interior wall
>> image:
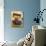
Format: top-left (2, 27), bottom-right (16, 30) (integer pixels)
top-left (4, 0), bottom-right (40, 42)
top-left (0, 0), bottom-right (4, 42)
top-left (40, 0), bottom-right (46, 27)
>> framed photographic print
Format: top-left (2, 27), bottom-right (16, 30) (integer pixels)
top-left (11, 10), bottom-right (24, 28)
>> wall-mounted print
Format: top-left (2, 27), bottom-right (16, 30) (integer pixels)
top-left (11, 10), bottom-right (24, 28)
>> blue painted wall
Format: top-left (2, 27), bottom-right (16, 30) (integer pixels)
top-left (40, 0), bottom-right (46, 27)
top-left (4, 0), bottom-right (40, 42)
